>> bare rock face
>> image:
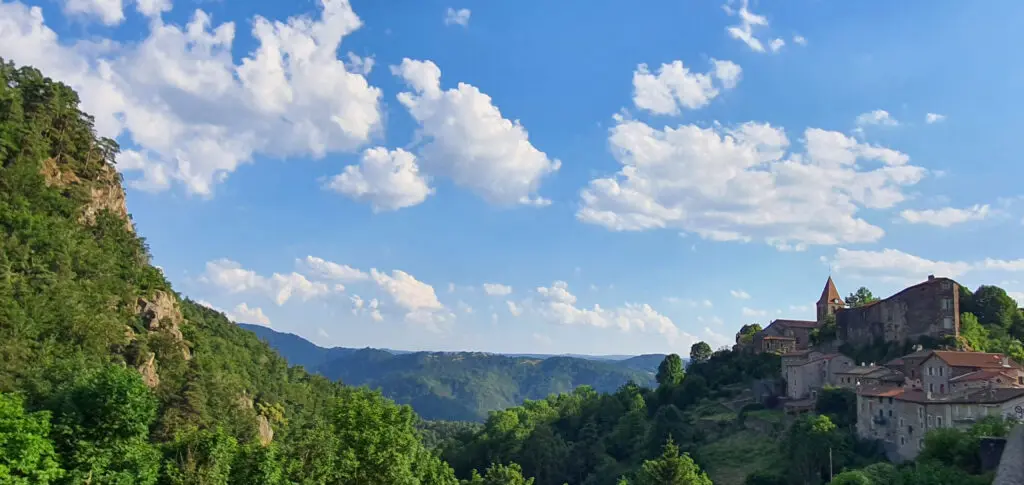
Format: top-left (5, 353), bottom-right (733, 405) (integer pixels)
top-left (40, 158), bottom-right (132, 232)
top-left (257, 415), bottom-right (274, 446)
top-left (136, 290), bottom-right (192, 360)
top-left (138, 352), bottom-right (160, 388)
top-left (237, 393), bottom-right (255, 411)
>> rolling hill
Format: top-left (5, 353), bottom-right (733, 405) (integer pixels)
top-left (240, 324), bottom-right (663, 421)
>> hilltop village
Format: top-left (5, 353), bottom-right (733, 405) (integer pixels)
top-left (740, 276), bottom-right (1024, 462)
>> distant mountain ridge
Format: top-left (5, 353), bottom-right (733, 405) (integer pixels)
top-left (239, 324), bottom-right (665, 421)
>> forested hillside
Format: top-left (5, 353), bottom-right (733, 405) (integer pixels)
top-left (243, 324), bottom-right (660, 421)
top-left (0, 60), bottom-right (474, 484)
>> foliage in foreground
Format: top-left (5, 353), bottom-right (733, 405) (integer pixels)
top-left (0, 59), bottom-right (459, 484)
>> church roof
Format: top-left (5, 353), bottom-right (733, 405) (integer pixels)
top-left (818, 276), bottom-right (842, 304)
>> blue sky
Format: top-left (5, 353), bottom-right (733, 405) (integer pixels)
top-left (3, 0), bottom-right (1024, 355)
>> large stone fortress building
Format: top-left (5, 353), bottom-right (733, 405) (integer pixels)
top-left (752, 275), bottom-right (960, 353)
top-left (837, 275), bottom-right (961, 346)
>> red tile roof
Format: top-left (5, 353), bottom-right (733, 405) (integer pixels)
top-left (896, 387), bottom-right (1024, 404)
top-left (930, 351), bottom-right (1018, 369)
top-left (819, 276), bottom-right (842, 304)
top-left (949, 369), bottom-right (1018, 383)
top-left (858, 386), bottom-right (904, 398)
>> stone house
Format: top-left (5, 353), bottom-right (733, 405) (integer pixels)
top-left (838, 275), bottom-right (961, 346)
top-left (782, 351), bottom-right (854, 411)
top-left (920, 351), bottom-right (1024, 395)
top-left (835, 365), bottom-right (904, 389)
top-left (754, 320), bottom-right (818, 354)
top-left (884, 348), bottom-right (934, 383)
top-left (857, 386), bottom-right (1024, 462)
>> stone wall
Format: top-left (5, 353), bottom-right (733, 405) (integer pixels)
top-left (994, 425), bottom-right (1024, 485)
top-left (838, 277), bottom-right (959, 347)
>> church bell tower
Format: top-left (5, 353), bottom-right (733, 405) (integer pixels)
top-left (816, 276), bottom-right (843, 325)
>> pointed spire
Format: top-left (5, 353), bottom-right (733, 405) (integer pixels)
top-left (819, 276), bottom-right (841, 304)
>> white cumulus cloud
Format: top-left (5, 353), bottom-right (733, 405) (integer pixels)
top-left (325, 147), bottom-right (433, 212)
top-left (577, 118), bottom-right (924, 250)
top-left (297, 256), bottom-right (369, 282)
top-left (507, 300), bottom-right (523, 317)
top-left (391, 58), bottom-right (560, 206)
top-left (900, 204), bottom-right (990, 227)
top-left (533, 281), bottom-right (694, 345)
top-left (925, 113), bottom-right (947, 124)
top-left (793, 35), bottom-right (807, 46)
top-left (444, 7), bottom-right (470, 27)
top-left (230, 303), bottom-right (272, 327)
top-left (730, 290), bottom-right (751, 299)
top-left (829, 248), bottom-right (973, 280)
top-left (724, 0), bottom-right (770, 53)
top-left (855, 109), bottom-right (900, 127)
top-left (0, 0), bottom-right (383, 196)
top-left (482, 283), bottom-right (513, 296)
top-left (632, 58), bottom-right (742, 115)
top-left (203, 259), bottom-right (336, 305)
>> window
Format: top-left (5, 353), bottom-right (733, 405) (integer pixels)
top-left (900, 418), bottom-right (905, 427)
top-left (878, 397), bottom-right (883, 403)
top-left (879, 409), bottom-right (884, 418)
top-left (930, 383), bottom-right (935, 392)
top-left (919, 439), bottom-right (924, 451)
top-left (918, 407), bottom-right (924, 419)
top-left (939, 367), bottom-right (943, 377)
top-left (889, 409), bottom-right (893, 417)
top-left (941, 298), bottom-right (953, 310)
top-left (936, 416), bottom-right (943, 427)
top-left (940, 384), bottom-right (945, 393)
top-left (900, 436), bottom-right (906, 446)
top-left (888, 397), bottom-right (893, 404)
top-left (944, 317), bottom-right (954, 329)
top-left (928, 415), bottom-right (933, 426)
top-left (929, 367), bottom-right (934, 376)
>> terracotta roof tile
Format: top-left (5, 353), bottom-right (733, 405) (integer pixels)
top-left (858, 385), bottom-right (904, 398)
top-left (949, 369), bottom-right (1018, 383)
top-left (895, 387), bottom-right (1024, 404)
top-left (931, 351), bottom-right (1019, 369)
top-left (819, 276), bottom-right (842, 304)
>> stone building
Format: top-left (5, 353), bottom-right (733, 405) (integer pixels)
top-left (750, 276), bottom-right (961, 354)
top-left (919, 351), bottom-right (1024, 395)
top-left (838, 275), bottom-right (961, 346)
top-left (857, 385), bottom-right (1024, 462)
top-left (781, 351), bottom-right (854, 412)
top-left (835, 364), bottom-right (904, 389)
top-left (855, 350), bottom-right (1024, 462)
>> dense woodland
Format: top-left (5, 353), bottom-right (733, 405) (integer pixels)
top-left (242, 324), bottom-right (661, 421)
top-left (1, 60), bottom-right (1022, 484)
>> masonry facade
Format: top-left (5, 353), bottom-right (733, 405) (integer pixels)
top-left (838, 276), bottom-right (961, 346)
top-left (854, 350), bottom-right (1024, 462)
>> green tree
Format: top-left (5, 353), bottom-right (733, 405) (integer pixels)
top-left (161, 427), bottom-right (239, 485)
top-left (656, 355), bottom-right (685, 387)
top-left (828, 470), bottom-right (870, 485)
top-left (971, 285), bottom-right (1018, 329)
top-left (635, 438), bottom-right (711, 485)
top-left (463, 462), bottom-right (535, 485)
top-left (814, 387), bottom-right (856, 428)
top-left (52, 365), bottom-right (161, 485)
top-left (786, 415), bottom-right (844, 485)
top-left (0, 393), bottom-right (64, 484)
top-left (735, 324), bottom-right (763, 346)
top-left (959, 312), bottom-right (990, 351)
top-left (689, 342), bottom-right (712, 365)
top-left (229, 443), bottom-right (286, 485)
top-left (844, 287), bottom-right (878, 308)
top-left (859, 462), bottom-right (896, 484)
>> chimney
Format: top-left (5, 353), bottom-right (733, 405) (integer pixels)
top-left (928, 275), bottom-right (935, 281)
